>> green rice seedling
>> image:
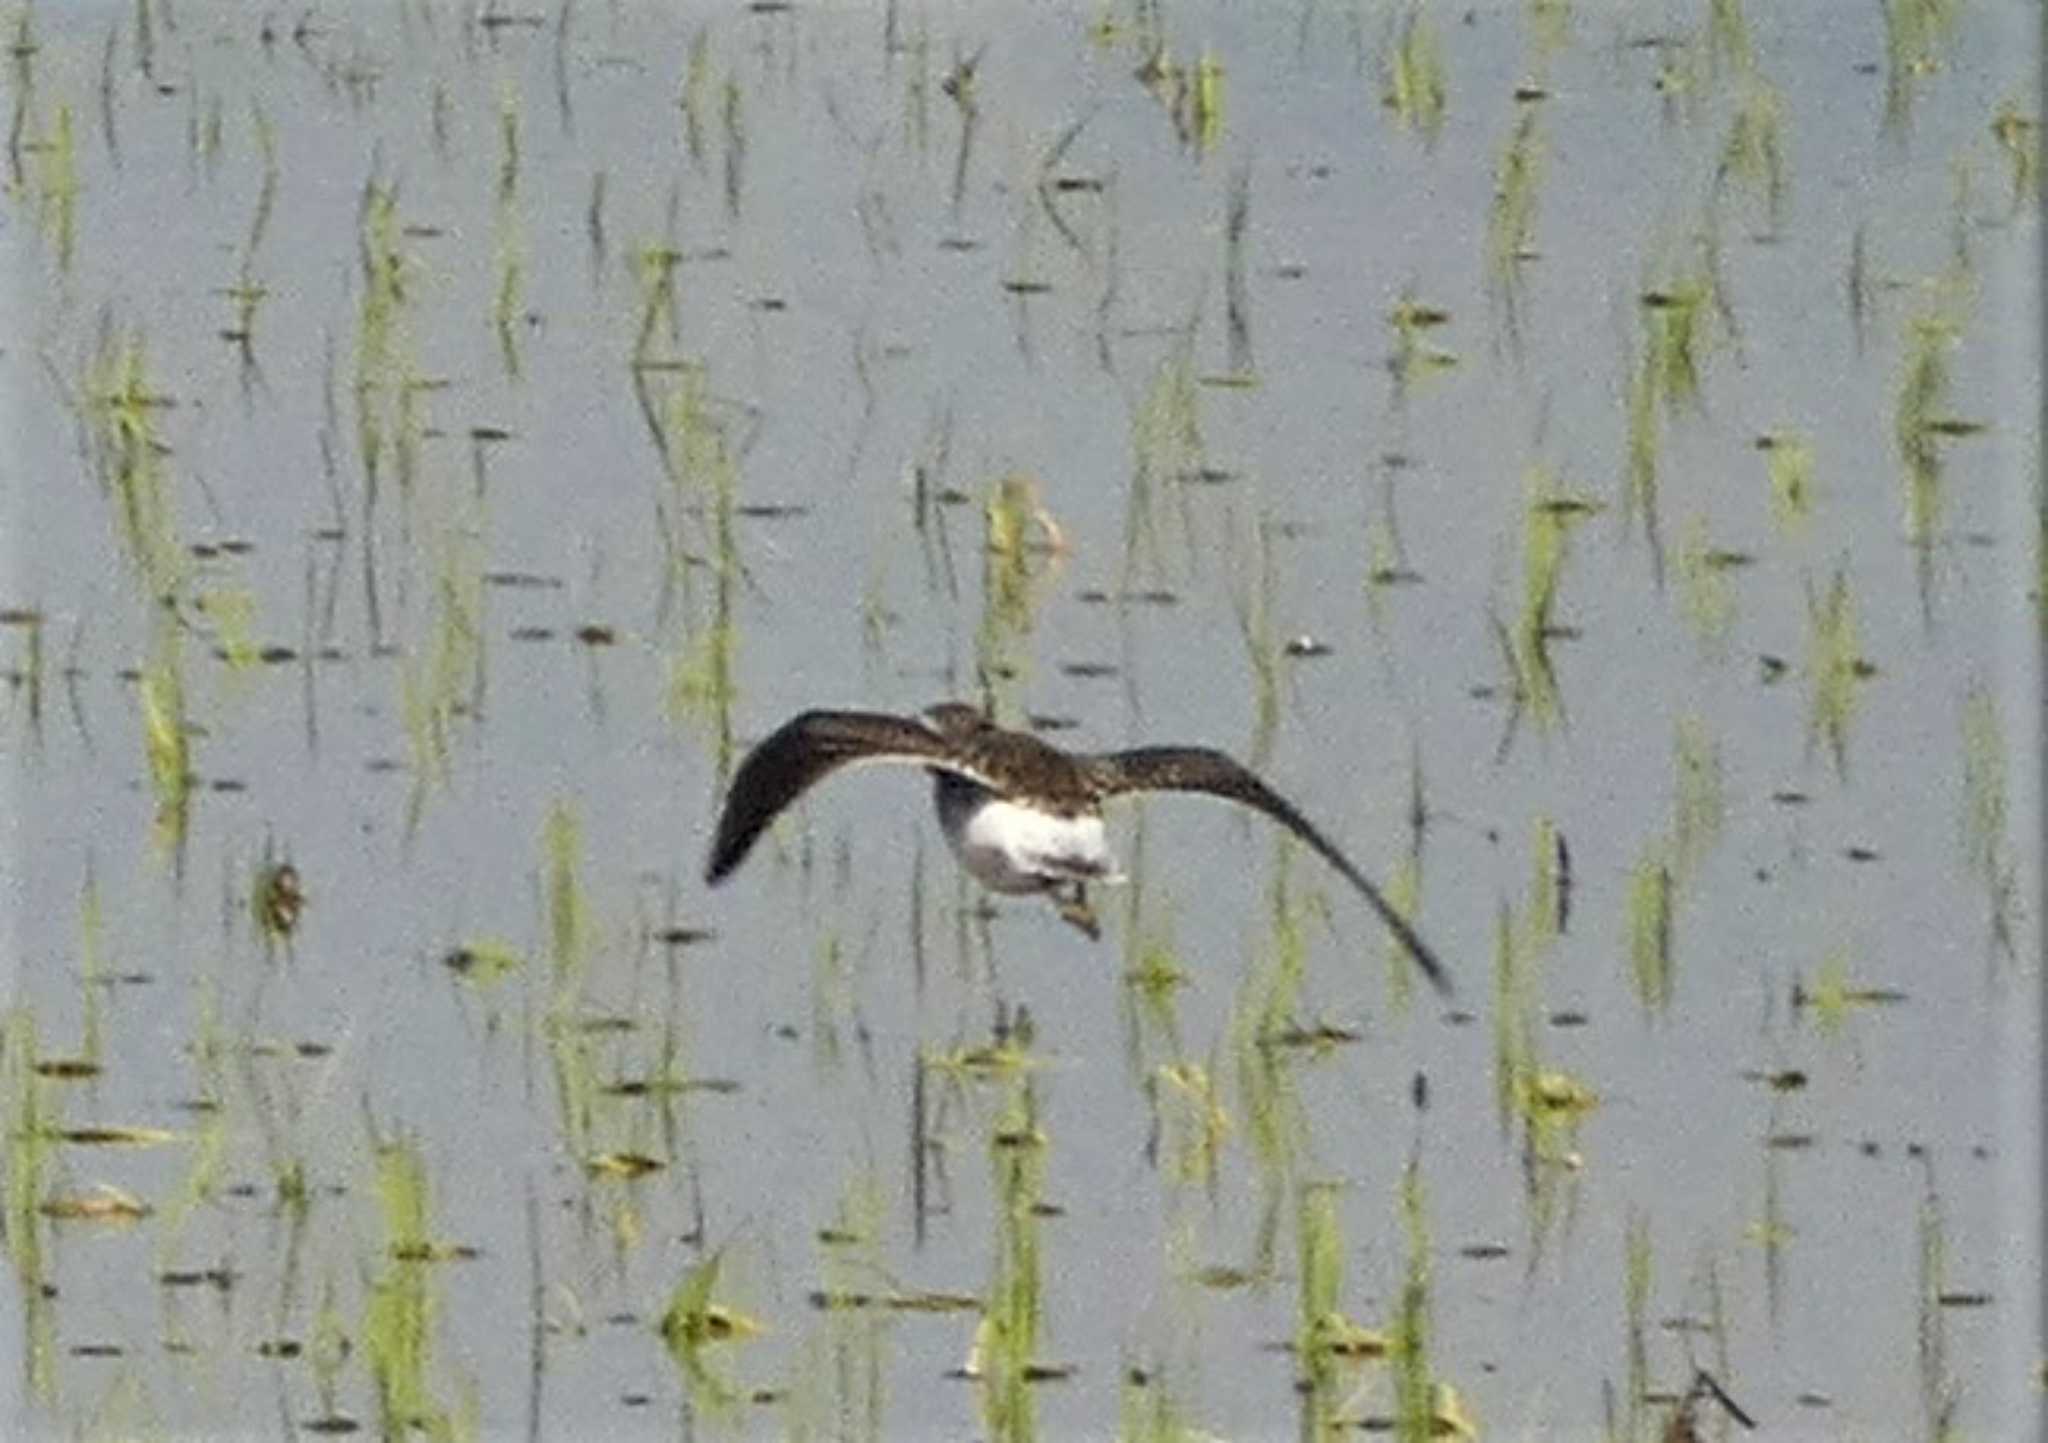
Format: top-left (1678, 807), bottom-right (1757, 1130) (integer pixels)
top-left (139, 617), bottom-right (191, 860)
top-left (1228, 849), bottom-right (1312, 1278)
top-left (242, 102), bottom-right (278, 263)
top-left (859, 558), bottom-right (893, 679)
top-left (354, 178), bottom-right (410, 498)
top-left (1706, 0), bottom-right (1755, 76)
top-left (1362, 471), bottom-right (1425, 622)
top-left (629, 243), bottom-right (683, 373)
top-left (1804, 567), bottom-right (1870, 780)
top-left (1676, 516), bottom-right (1746, 654)
top-left (1793, 947), bottom-right (1910, 1040)
top-left (1191, 50), bottom-right (1223, 155)
top-left (543, 1013), bottom-right (600, 1169)
top-left (669, 606), bottom-right (738, 782)
top-left (811, 930), bottom-right (850, 1072)
top-left (151, 966), bottom-right (230, 1273)
top-left (544, 800), bottom-right (587, 999)
top-left (1117, 1364), bottom-right (1202, 1443)
top-left (976, 475), bottom-right (1061, 715)
top-left (1388, 294), bottom-right (1457, 403)
top-left (1378, 853), bottom-right (1426, 1011)
top-left (495, 77), bottom-right (521, 204)
top-left (3, 1007), bottom-right (53, 1268)
top-left (1699, 1255), bottom-right (1734, 1400)
top-left (1649, 33), bottom-right (1707, 124)
top-left (1484, 105), bottom-right (1542, 342)
top-left (1715, 78), bottom-right (1785, 235)
top-left (400, 528), bottom-right (483, 836)
top-left (681, 29), bottom-right (712, 165)
top-left (584, 169), bottom-right (608, 285)
top-left (2021, 428), bottom-right (2048, 612)
top-left (1755, 431), bottom-right (1813, 536)
top-left (1957, 682), bottom-right (2006, 884)
top-left (1524, 0), bottom-right (1570, 60)
top-left (441, 937), bottom-right (524, 988)
top-left (215, 962), bottom-right (310, 1217)
top-left (979, 1067), bottom-right (1049, 1443)
top-left (1913, 1156), bottom-right (1957, 1435)
top-left (1152, 1059), bottom-right (1226, 1192)
top-left (1846, 223), bottom-right (1873, 353)
top-left (1219, 163), bottom-right (1253, 377)
top-left (15, 96), bottom-right (78, 276)
top-left (1392, 1158), bottom-right (1438, 1443)
top-left (373, 1133), bottom-right (434, 1257)
top-left (1123, 916), bottom-right (1192, 1073)
top-left (1623, 1210), bottom-right (1652, 1441)
top-left (902, 17), bottom-right (931, 154)
top-left (1383, 7), bottom-right (1446, 145)
top-left (943, 43), bottom-right (982, 215)
top-left (221, 276), bottom-right (268, 379)
top-left (1124, 342), bottom-right (1203, 593)
top-left (1801, 950), bottom-right (1854, 1039)
top-left (1625, 841), bottom-right (1675, 1013)
top-left (1880, 0), bottom-right (1961, 138)
top-left (722, 76), bottom-right (746, 218)
top-left (197, 86), bottom-right (225, 172)
top-left (1490, 904), bottom-right (1532, 1148)
top-left (1620, 335), bottom-right (1666, 585)
top-left (1745, 1114), bottom-right (1792, 1318)
top-left (196, 587), bottom-right (262, 671)
top-left (1895, 311), bottom-right (1952, 556)
top-left (1130, 45), bottom-right (1189, 148)
top-left (802, 1174), bottom-right (891, 1440)
top-left (0, 608), bottom-right (43, 737)
top-left (84, 329), bottom-right (182, 600)
top-left (493, 82), bottom-right (525, 378)
top-left (1670, 716), bottom-right (1724, 889)
top-left (4, 9), bottom-right (36, 188)
top-left (661, 365), bottom-right (741, 778)
top-left (1640, 273), bottom-right (1713, 416)
top-left (1293, 1180), bottom-right (1346, 1430)
top-left (1990, 101), bottom-right (2039, 217)
top-left (363, 1136), bottom-right (456, 1438)
top-left (1512, 466), bottom-right (1588, 738)
top-left (1525, 816), bottom-right (1564, 955)
top-left (1515, 1065), bottom-right (1597, 1174)
top-left (924, 1019), bottom-right (1043, 1088)
top-left (1228, 518), bottom-right (1282, 770)
top-left (26, 99), bottom-right (76, 273)
top-left (307, 1272), bottom-right (354, 1427)
top-left (73, 865), bottom-right (107, 1069)
top-left (1486, 108), bottom-right (1541, 274)
top-left (392, 369), bottom-right (448, 520)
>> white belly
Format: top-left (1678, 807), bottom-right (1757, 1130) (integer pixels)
top-left (935, 782), bottom-right (1116, 895)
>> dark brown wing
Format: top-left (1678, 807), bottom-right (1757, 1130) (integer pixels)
top-left (1087, 747), bottom-right (1452, 997)
top-left (706, 710), bottom-right (986, 884)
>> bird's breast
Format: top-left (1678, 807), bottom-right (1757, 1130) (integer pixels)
top-left (933, 779), bottom-right (1113, 894)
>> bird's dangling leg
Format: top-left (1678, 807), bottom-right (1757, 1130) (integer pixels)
top-left (1053, 881), bottom-right (1101, 940)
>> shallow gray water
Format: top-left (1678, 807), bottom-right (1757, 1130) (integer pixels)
top-left (0, 2), bottom-right (2039, 1439)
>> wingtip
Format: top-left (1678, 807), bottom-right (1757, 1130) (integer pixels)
top-left (1407, 934), bottom-right (1455, 1000)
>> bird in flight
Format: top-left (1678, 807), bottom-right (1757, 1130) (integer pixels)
top-left (704, 703), bottom-right (1451, 997)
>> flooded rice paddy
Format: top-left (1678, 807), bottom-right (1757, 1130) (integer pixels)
top-left (0, 1), bottom-right (2040, 1439)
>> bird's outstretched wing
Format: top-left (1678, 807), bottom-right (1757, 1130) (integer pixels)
top-left (706, 710), bottom-right (986, 884)
top-left (1086, 746), bottom-right (1452, 997)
